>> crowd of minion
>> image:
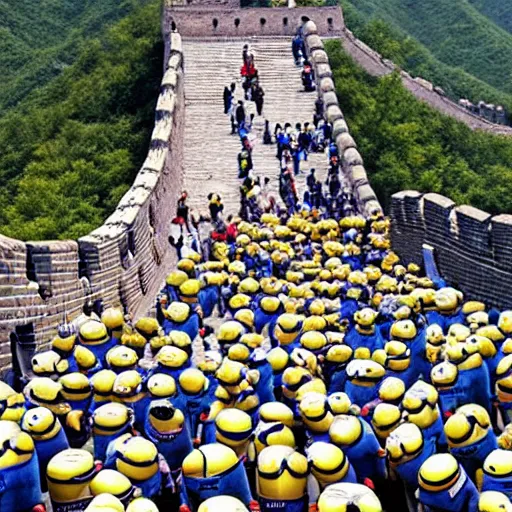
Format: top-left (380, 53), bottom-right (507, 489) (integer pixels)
top-left (3, 208), bottom-right (512, 512)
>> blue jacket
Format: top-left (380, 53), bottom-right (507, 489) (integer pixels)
top-left (344, 327), bottom-right (384, 356)
top-left (457, 363), bottom-right (492, 414)
top-left (418, 466), bottom-right (479, 512)
top-left (345, 380), bottom-right (380, 408)
top-left (163, 314), bottom-right (200, 341)
top-left (251, 358), bottom-right (275, 405)
top-left (393, 436), bottom-right (436, 489)
top-left (423, 414), bottom-right (448, 453)
top-left (426, 310), bottom-right (466, 334)
top-left (482, 469), bottom-right (512, 500)
top-left (199, 285), bottom-right (220, 318)
top-left (33, 427), bottom-right (69, 492)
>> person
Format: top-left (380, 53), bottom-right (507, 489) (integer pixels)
top-left (177, 191), bottom-right (190, 230)
top-left (253, 84), bottom-right (264, 116)
top-left (169, 217), bottom-right (184, 259)
top-left (263, 120), bottom-right (272, 145)
top-left (302, 60), bottom-right (315, 91)
top-left (223, 83), bottom-right (234, 115)
top-left (208, 193), bottom-right (224, 223)
top-left (314, 97), bottom-right (324, 127)
top-left (235, 101), bottom-right (246, 131)
top-left (226, 215), bottom-right (238, 243)
top-left (238, 146), bottom-right (253, 179)
top-left (292, 34), bottom-right (304, 66)
top-left (307, 168), bottom-right (317, 192)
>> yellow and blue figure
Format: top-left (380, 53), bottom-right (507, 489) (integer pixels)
top-left (106, 434), bottom-right (161, 499)
top-left (151, 345), bottom-right (191, 381)
top-left (196, 495), bottom-right (249, 512)
top-left (247, 347), bottom-right (275, 405)
top-left (323, 344), bottom-right (353, 394)
top-left (361, 377), bottom-right (406, 420)
top-left (51, 331), bottom-right (79, 373)
top-left (426, 287), bottom-right (465, 333)
top-left (105, 346), bottom-right (140, 375)
top-left (78, 319), bottom-right (118, 365)
top-left (217, 321), bottom-right (247, 354)
top-left (482, 449), bottom-right (512, 500)
top-left (23, 377), bottom-right (72, 419)
top-left (371, 403), bottom-right (402, 447)
top-left (299, 392), bottom-right (334, 445)
top-left (178, 369), bottom-right (212, 443)
top-left (47, 448), bottom-right (97, 512)
top-left (478, 491), bottom-right (512, 512)
top-left (0, 381), bottom-right (26, 423)
top-left (423, 323), bottom-right (446, 379)
top-left (266, 347), bottom-right (291, 399)
top-left (372, 341), bottom-right (419, 389)
top-left (199, 272), bottom-right (224, 317)
top-left (92, 402), bottom-right (133, 461)
top-left (21, 407), bottom-right (70, 492)
top-left (85, 493), bottom-right (125, 512)
top-left (253, 421), bottom-right (296, 455)
top-left (272, 314), bottom-right (304, 353)
top-left (254, 296), bottom-right (283, 334)
top-left (317, 482), bottom-right (382, 512)
top-left (344, 308), bottom-right (384, 357)
top-left (445, 340), bottom-right (492, 413)
top-left (227, 294), bottom-right (253, 318)
top-left (197, 350), bottom-right (223, 396)
top-left (344, 359), bottom-right (385, 408)
top-left (59, 372), bottom-right (93, 412)
top-left (444, 404), bottom-right (498, 485)
top-left (74, 345), bottom-right (103, 375)
top-left (401, 380), bottom-right (447, 452)
top-left (281, 366), bottom-right (314, 419)
top-left (164, 270), bottom-right (189, 303)
top-left (386, 422), bottom-right (436, 507)
top-left (112, 370), bottom-right (150, 428)
top-left (89, 470), bottom-right (136, 509)
top-left (418, 453), bottom-right (479, 512)
top-left (431, 361), bottom-right (466, 419)
top-left (0, 420), bottom-right (43, 512)
top-left (181, 444), bottom-right (253, 511)
top-left (329, 414), bottom-right (386, 485)
top-left (31, 349), bottom-right (70, 379)
top-left (493, 354), bottom-right (512, 423)
top-left (102, 308), bottom-right (126, 345)
top-left (257, 445), bottom-right (309, 512)
top-left (144, 399), bottom-right (193, 473)
top-left (162, 302), bottom-right (200, 342)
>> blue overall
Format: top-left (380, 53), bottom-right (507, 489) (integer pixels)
top-left (93, 424), bottom-right (132, 461)
top-left (386, 365), bottom-right (420, 389)
top-left (178, 389), bottom-right (212, 440)
top-left (340, 419), bottom-right (387, 483)
top-left (392, 436), bottom-right (437, 490)
top-left (482, 471), bottom-right (512, 500)
top-left (0, 454), bottom-right (43, 512)
top-left (181, 458), bottom-right (253, 510)
top-left (344, 327), bottom-right (384, 355)
top-left (457, 363), bottom-right (492, 413)
top-left (326, 364), bottom-right (349, 394)
top-left (130, 470), bottom-right (161, 499)
top-left (199, 286), bottom-right (220, 318)
top-left (339, 299), bottom-right (359, 322)
top-left (426, 310), bottom-right (466, 334)
top-left (418, 467), bottom-right (479, 512)
top-left (422, 414), bottom-right (448, 453)
top-left (345, 380), bottom-right (380, 408)
top-left (145, 419), bottom-right (193, 471)
top-left (437, 383), bottom-right (467, 419)
top-left (33, 427), bottom-right (70, 491)
top-left (255, 306), bottom-right (282, 335)
top-left (449, 430), bottom-right (498, 484)
top-left (251, 359), bottom-right (275, 405)
top-left (260, 497), bottom-right (307, 512)
top-left (78, 337), bottom-right (118, 366)
top-left (65, 395), bottom-right (92, 413)
top-left (342, 255), bottom-right (362, 270)
top-left (163, 314), bottom-right (200, 341)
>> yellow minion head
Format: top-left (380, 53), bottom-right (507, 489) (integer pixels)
top-left (444, 404), bottom-right (491, 448)
top-left (85, 494), bottom-right (125, 512)
top-left (435, 287), bottom-right (463, 312)
top-left (266, 347), bottom-right (290, 375)
top-left (106, 346), bottom-right (138, 373)
top-left (254, 421), bottom-right (296, 454)
top-left (354, 308), bottom-right (378, 328)
top-left (179, 369), bottom-right (208, 395)
top-left (418, 453), bottom-right (461, 493)
top-left (274, 314), bottom-right (303, 346)
top-left (259, 402), bottom-right (294, 428)
top-left (30, 350), bottom-right (69, 378)
top-left (164, 302), bottom-right (191, 323)
top-left (345, 360), bottom-right (385, 387)
top-left (371, 403), bottom-right (402, 439)
top-left (227, 343), bottom-right (251, 363)
top-left (240, 333), bottom-right (264, 350)
top-left (363, 266), bottom-right (382, 284)
top-left (300, 331), bottom-right (327, 353)
top-left (380, 341), bottom-right (411, 372)
top-left (156, 346), bottom-right (189, 369)
top-left (24, 377), bottom-right (71, 416)
top-left (198, 496), bottom-right (249, 512)
top-left (299, 392), bottom-right (333, 433)
top-left (348, 271), bottom-right (367, 287)
top-left (386, 422), bottom-right (424, 466)
top-left (21, 406), bottom-right (60, 441)
top-left (79, 320), bottom-right (109, 346)
top-left (426, 324), bottom-right (445, 346)
top-left (179, 279), bottom-right (202, 303)
top-left (234, 309), bottom-right (255, 331)
top-left (282, 367), bottom-right (313, 400)
top-left (52, 333), bottom-right (77, 356)
top-left (147, 373), bottom-right (176, 399)
top-left (499, 311), bottom-right (512, 335)
top-left (166, 270), bottom-right (189, 287)
top-left (215, 359), bottom-right (246, 391)
top-left (147, 399), bottom-right (185, 435)
top-left (0, 382), bottom-right (25, 422)
top-left (74, 345), bottom-right (99, 372)
top-left (167, 330), bottom-right (192, 352)
top-left (177, 258), bottom-right (196, 275)
top-left (467, 311), bottom-right (489, 333)
top-left (478, 491), bottom-right (512, 512)
top-left (483, 449), bottom-right (512, 482)
top-left (379, 377), bottom-right (406, 404)
top-left (229, 294), bottom-right (252, 312)
top-left (317, 483), bottom-right (382, 512)
top-left (183, 443), bottom-right (239, 478)
top-left (325, 345), bottom-right (353, 366)
top-left (390, 319), bottom-right (417, 342)
top-left (477, 325), bottom-right (506, 344)
top-left (90, 469), bottom-right (134, 504)
top-left (401, 381), bottom-right (439, 429)
top-left (327, 393), bottom-right (353, 415)
top-left (101, 308), bottom-right (125, 332)
top-left (430, 361), bottom-right (459, 392)
top-left (59, 372), bottom-right (91, 402)
top-left (112, 371), bottom-right (144, 402)
top-left (217, 320), bottom-right (245, 348)
top-left (307, 441), bottom-right (352, 487)
top-left (114, 436), bottom-right (159, 482)
top-left (329, 415), bottom-right (363, 447)
top-left (215, 409), bottom-right (253, 448)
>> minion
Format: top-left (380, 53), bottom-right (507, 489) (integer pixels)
top-left (107, 435), bottom-right (161, 499)
top-left (401, 381), bottom-right (447, 452)
top-left (386, 422), bottom-right (436, 505)
top-left (162, 302), bottom-right (200, 342)
top-left (59, 372), bottom-right (92, 412)
top-left (299, 392), bottom-right (334, 445)
top-left (90, 370), bottom-right (118, 411)
top-left (307, 441), bottom-right (357, 495)
top-left (146, 373), bottom-right (180, 406)
top-left (478, 492), bottom-right (512, 512)
top-left (360, 376), bottom-right (405, 420)
top-left (324, 344), bottom-right (353, 394)
top-left (92, 402), bottom-right (133, 461)
top-left (112, 370), bottom-right (149, 428)
top-left (257, 445), bottom-right (309, 512)
top-left (329, 414), bottom-right (387, 485)
top-left (254, 296), bottom-right (283, 335)
top-left (267, 347), bottom-right (291, 399)
top-left (234, 309), bottom-right (255, 333)
top-left (126, 497), bottom-right (159, 512)
top-left (197, 496), bottom-right (249, 512)
top-left (199, 273), bottom-right (223, 318)
top-left (427, 287), bottom-right (465, 333)
top-left (0, 420), bottom-right (43, 512)
top-left (181, 444), bottom-right (253, 511)
top-left (102, 308), bottom-right (126, 343)
top-left (178, 369), bottom-right (212, 443)
top-left (444, 404), bottom-right (498, 484)
top-left (217, 321), bottom-right (246, 354)
top-left (494, 354), bottom-right (512, 423)
top-left (248, 347), bottom-right (276, 405)
top-left (258, 401), bottom-right (295, 428)
top-left (144, 399), bottom-right (193, 473)
top-left (197, 351), bottom-right (223, 394)
top-left (431, 361), bottom-right (466, 419)
top-left (371, 403), bottom-right (402, 446)
top-left (344, 359), bottom-right (385, 408)
top-left (418, 453), bottom-right (479, 512)
top-left (24, 377), bottom-right (71, 419)
top-left (0, 381), bottom-right (26, 423)
top-left (105, 346), bottom-right (140, 375)
top-left (152, 345), bottom-right (191, 380)
top-left (316, 483), bottom-right (382, 512)
top-left (228, 294), bottom-right (253, 317)
top-left (424, 323), bottom-right (446, 371)
top-left (21, 407), bottom-right (70, 491)
top-left (47, 448), bottom-right (97, 512)
top-left (79, 319), bottom-right (118, 365)
top-left (372, 341), bottom-right (418, 388)
top-left (31, 349), bottom-right (69, 379)
top-left (482, 449), bottom-right (512, 499)
top-left (90, 470), bottom-right (136, 507)
top-left (85, 494), bottom-right (125, 512)
top-left (344, 308), bottom-right (384, 359)
top-left (75, 345), bottom-right (103, 375)
top-left (164, 270), bottom-right (189, 302)
top-left (51, 330), bottom-right (79, 373)
top-left (273, 314), bottom-right (304, 353)
top-left (253, 421), bottom-right (296, 455)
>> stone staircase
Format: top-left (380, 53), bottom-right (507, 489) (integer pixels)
top-left (182, 37), bottom-right (327, 217)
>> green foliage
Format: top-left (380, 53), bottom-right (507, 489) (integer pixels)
top-left (340, 0), bottom-right (512, 96)
top-left (466, 0), bottom-right (512, 35)
top-left (325, 39), bottom-right (512, 214)
top-left (0, 0), bottom-right (164, 240)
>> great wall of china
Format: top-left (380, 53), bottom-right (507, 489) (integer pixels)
top-left (1, 0), bottom-right (511, 373)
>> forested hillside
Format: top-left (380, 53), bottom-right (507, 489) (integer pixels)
top-left (341, 0), bottom-right (512, 98)
top-left (0, 0), bottom-right (163, 241)
top-left (325, 39), bottom-right (512, 215)
top-left (467, 0), bottom-right (512, 35)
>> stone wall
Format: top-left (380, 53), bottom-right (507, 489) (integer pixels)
top-left (391, 191), bottom-right (512, 308)
top-left (165, 5), bottom-right (343, 38)
top-left (302, 20), bottom-right (383, 218)
top-left (0, 33), bottom-right (185, 373)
